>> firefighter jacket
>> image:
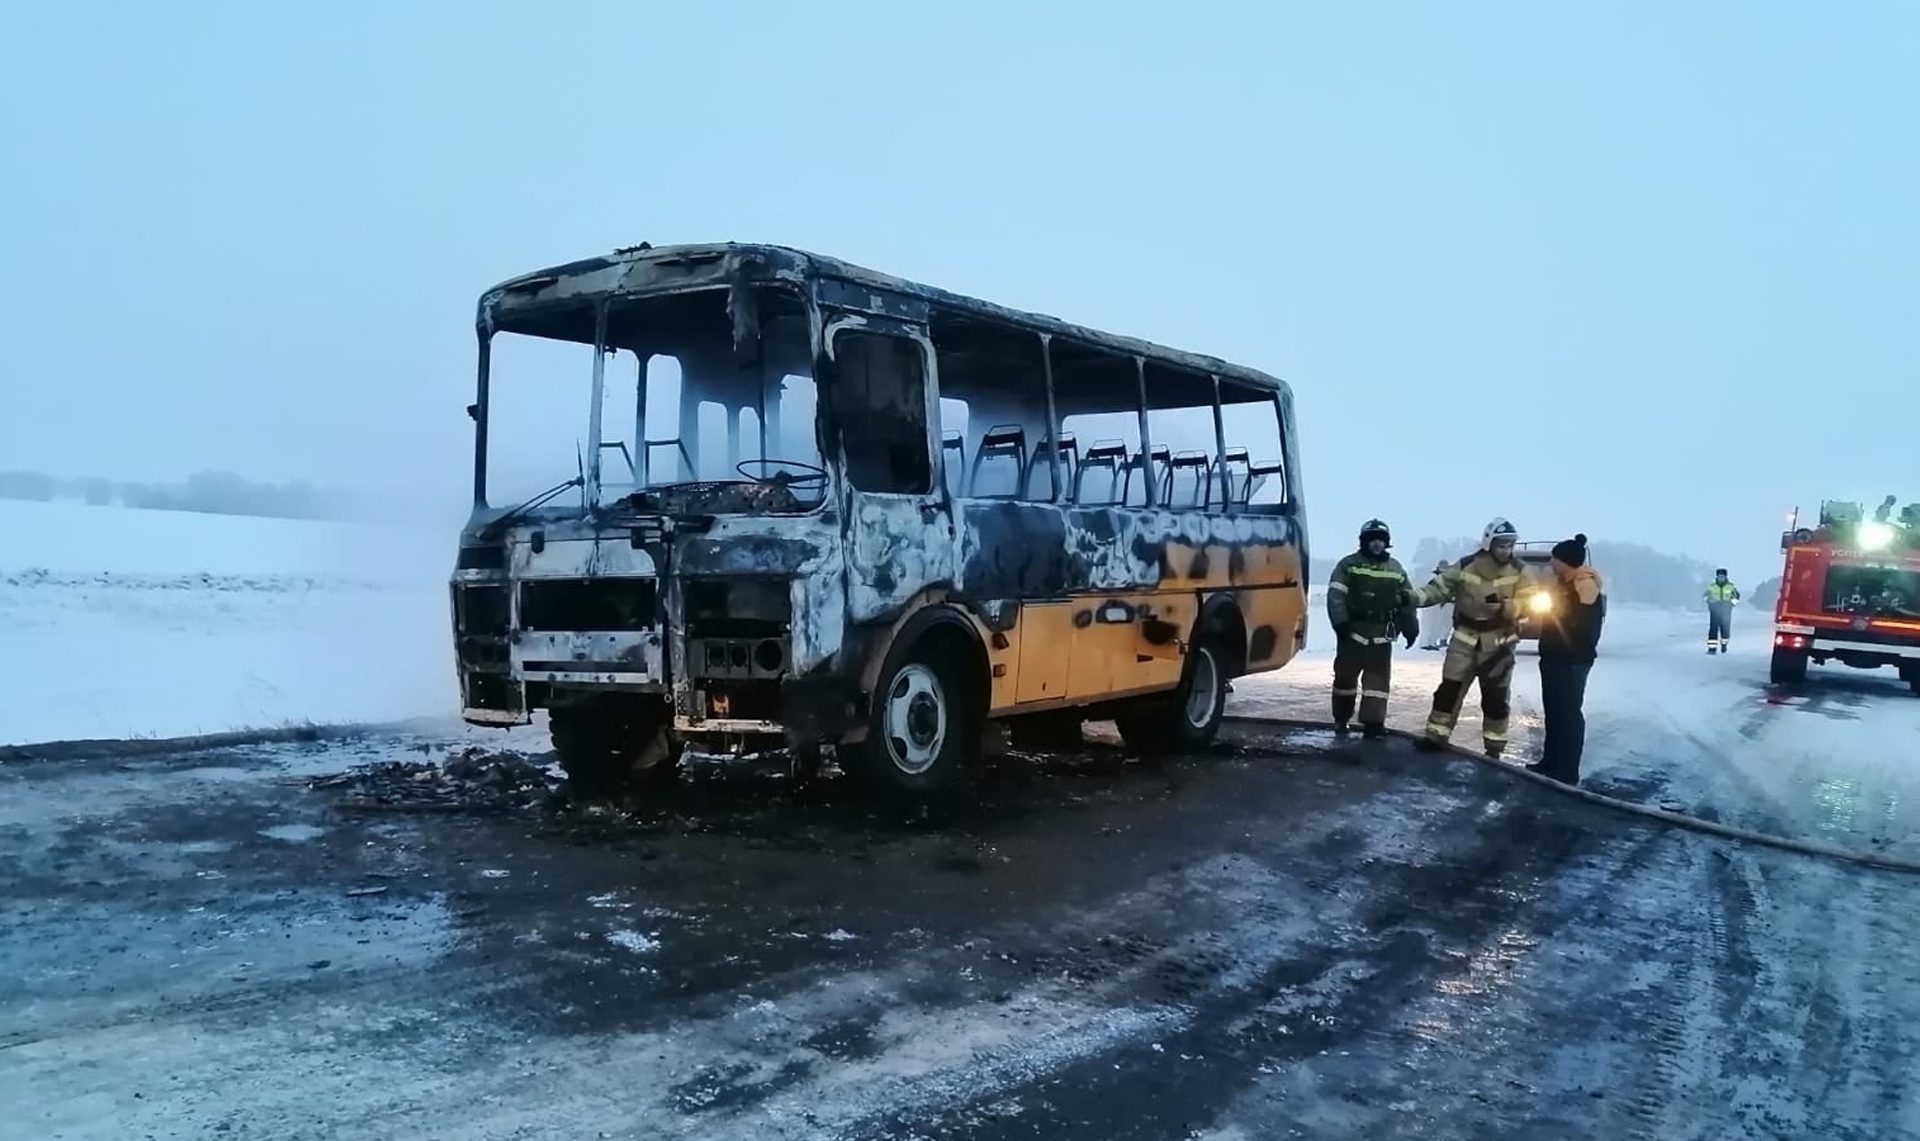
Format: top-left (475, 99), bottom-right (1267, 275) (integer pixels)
top-left (1409, 551), bottom-right (1529, 636)
top-left (1327, 551), bottom-right (1419, 644)
top-left (1705, 581), bottom-right (1740, 605)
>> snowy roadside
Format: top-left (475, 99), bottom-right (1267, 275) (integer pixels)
top-left (0, 500), bottom-right (459, 746)
top-left (0, 502), bottom-right (1791, 758)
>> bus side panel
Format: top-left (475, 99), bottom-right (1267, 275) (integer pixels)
top-left (953, 500), bottom-right (1307, 707)
top-left (1014, 602), bottom-right (1075, 704)
top-left (1229, 537), bottom-right (1308, 671)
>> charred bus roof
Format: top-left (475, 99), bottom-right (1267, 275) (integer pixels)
top-left (477, 242), bottom-right (1291, 397)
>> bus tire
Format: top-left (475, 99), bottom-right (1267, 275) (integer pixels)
top-left (854, 633), bottom-right (978, 799)
top-left (1115, 637), bottom-right (1229, 756)
top-left (1769, 648), bottom-right (1808, 687)
top-left (549, 700), bottom-right (681, 796)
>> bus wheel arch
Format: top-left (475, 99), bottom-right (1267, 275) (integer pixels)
top-left (852, 590), bottom-right (987, 698)
top-left (851, 603), bottom-right (988, 797)
top-left (844, 599), bottom-right (983, 795)
top-left (1197, 593), bottom-right (1249, 678)
top-left (1117, 595), bottom-right (1238, 755)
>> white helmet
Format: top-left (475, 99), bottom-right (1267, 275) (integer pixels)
top-left (1482, 517), bottom-right (1519, 548)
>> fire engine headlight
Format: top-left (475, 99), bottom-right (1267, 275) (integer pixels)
top-left (1860, 521), bottom-right (1896, 550)
top-left (1529, 593), bottom-right (1553, 614)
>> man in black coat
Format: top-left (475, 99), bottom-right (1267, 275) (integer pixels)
top-left (1528, 534), bottom-right (1605, 786)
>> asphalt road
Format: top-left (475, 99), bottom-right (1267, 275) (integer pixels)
top-left (6, 635), bottom-right (1920, 1140)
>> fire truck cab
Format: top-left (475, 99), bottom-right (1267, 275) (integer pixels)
top-left (1772, 499), bottom-right (1920, 694)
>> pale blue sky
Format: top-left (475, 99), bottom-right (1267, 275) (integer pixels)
top-left (3, 1), bottom-right (1914, 581)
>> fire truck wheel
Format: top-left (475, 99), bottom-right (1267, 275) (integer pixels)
top-left (1769, 648), bottom-right (1809, 687)
top-left (1116, 637), bottom-right (1229, 756)
top-left (549, 701), bottom-right (681, 796)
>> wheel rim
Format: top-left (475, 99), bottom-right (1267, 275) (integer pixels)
top-left (1184, 647), bottom-right (1220, 729)
top-left (884, 664), bottom-right (948, 775)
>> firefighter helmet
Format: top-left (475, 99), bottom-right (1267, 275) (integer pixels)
top-left (1482, 518), bottom-right (1519, 548)
top-left (1359, 518), bottom-right (1391, 547)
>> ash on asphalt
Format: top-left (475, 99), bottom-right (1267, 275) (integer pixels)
top-left (17, 717), bottom-right (1911, 1140)
top-left (190, 722), bottom-right (1613, 1054)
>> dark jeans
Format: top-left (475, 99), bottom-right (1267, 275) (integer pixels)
top-left (1538, 657), bottom-right (1592, 780)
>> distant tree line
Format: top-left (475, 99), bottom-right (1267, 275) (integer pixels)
top-left (1310, 535), bottom-right (1732, 610)
top-left (0, 468), bottom-right (380, 522)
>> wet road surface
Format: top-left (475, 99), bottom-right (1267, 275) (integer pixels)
top-left (7, 647), bottom-right (1920, 1139)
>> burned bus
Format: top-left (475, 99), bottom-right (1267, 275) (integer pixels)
top-left (451, 244), bottom-right (1308, 795)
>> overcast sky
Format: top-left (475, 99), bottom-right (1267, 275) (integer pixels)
top-left (3, 2), bottom-right (1914, 582)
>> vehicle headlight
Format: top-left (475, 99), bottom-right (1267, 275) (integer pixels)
top-left (1860, 521), bottom-right (1896, 550)
top-left (1528, 593), bottom-right (1553, 614)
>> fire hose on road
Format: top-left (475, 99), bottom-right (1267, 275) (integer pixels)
top-left (8, 714), bottom-right (1920, 875)
top-left (1224, 713), bottom-right (1920, 876)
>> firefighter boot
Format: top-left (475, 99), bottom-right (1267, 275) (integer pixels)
top-left (1361, 723), bottom-right (1386, 740)
top-left (1485, 740), bottom-right (1505, 760)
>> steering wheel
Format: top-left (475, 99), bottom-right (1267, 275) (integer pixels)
top-left (736, 458), bottom-right (828, 488)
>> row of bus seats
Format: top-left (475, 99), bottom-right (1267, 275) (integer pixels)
top-left (940, 426), bottom-right (1278, 510)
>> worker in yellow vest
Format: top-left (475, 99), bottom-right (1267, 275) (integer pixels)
top-left (1704, 570), bottom-right (1741, 654)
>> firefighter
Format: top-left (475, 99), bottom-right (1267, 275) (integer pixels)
top-left (1406, 518), bottom-right (1527, 758)
top-left (1418, 561), bottom-right (1453, 649)
top-left (1704, 569), bottom-right (1741, 654)
top-left (1325, 519), bottom-right (1419, 738)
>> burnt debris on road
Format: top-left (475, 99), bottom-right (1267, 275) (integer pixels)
top-left (5, 720), bottom-right (1920, 1141)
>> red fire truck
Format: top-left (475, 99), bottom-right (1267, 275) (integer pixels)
top-left (1771, 499), bottom-right (1920, 694)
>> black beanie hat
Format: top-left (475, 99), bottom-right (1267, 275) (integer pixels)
top-left (1552, 533), bottom-right (1588, 567)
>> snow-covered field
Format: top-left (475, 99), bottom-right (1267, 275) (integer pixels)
top-left (0, 500), bottom-right (457, 745)
top-left (3, 502), bottom-right (1881, 772)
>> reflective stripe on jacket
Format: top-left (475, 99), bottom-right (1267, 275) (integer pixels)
top-left (1327, 552), bottom-right (1417, 642)
top-left (1410, 551), bottom-right (1528, 631)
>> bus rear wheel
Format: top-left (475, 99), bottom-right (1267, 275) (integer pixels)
top-left (1116, 639), bottom-right (1229, 755)
top-left (549, 700), bottom-right (681, 796)
top-left (1769, 648), bottom-right (1808, 687)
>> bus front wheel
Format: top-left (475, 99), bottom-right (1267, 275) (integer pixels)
top-left (1116, 639), bottom-right (1229, 755)
top-left (854, 635), bottom-right (979, 799)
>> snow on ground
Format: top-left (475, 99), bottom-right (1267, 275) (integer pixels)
top-left (1244, 582), bottom-right (1920, 857)
top-left (0, 500), bottom-right (458, 745)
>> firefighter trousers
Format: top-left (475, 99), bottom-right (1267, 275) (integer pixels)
top-left (1425, 628), bottom-right (1518, 753)
top-left (1331, 635), bottom-right (1394, 728)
